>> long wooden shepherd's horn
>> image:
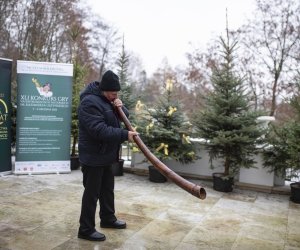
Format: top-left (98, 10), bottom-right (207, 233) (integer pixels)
top-left (116, 106), bottom-right (206, 200)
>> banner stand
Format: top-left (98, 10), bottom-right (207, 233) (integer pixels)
top-left (15, 60), bottom-right (73, 174)
top-left (0, 58), bottom-right (13, 175)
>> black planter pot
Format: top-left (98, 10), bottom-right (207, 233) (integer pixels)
top-left (148, 165), bottom-right (167, 183)
top-left (290, 182), bottom-right (300, 204)
top-left (70, 155), bottom-right (80, 170)
top-left (213, 172), bottom-right (234, 192)
top-left (112, 159), bottom-right (124, 176)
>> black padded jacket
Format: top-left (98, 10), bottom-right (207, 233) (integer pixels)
top-left (78, 81), bottom-right (129, 167)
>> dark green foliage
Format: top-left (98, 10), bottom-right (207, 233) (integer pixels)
top-left (71, 61), bottom-right (87, 156)
top-left (134, 80), bottom-right (197, 164)
top-left (193, 36), bottom-right (263, 176)
top-left (116, 39), bottom-right (136, 111)
top-left (263, 81), bottom-right (300, 180)
top-left (116, 39), bottom-right (137, 159)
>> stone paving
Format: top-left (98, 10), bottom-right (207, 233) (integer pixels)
top-left (0, 168), bottom-right (300, 250)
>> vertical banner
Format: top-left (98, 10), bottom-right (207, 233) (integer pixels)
top-left (0, 58), bottom-right (12, 174)
top-left (15, 61), bottom-right (73, 174)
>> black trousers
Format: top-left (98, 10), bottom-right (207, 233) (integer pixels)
top-left (78, 165), bottom-right (116, 235)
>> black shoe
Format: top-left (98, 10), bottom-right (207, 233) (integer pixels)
top-left (100, 219), bottom-right (126, 229)
top-left (78, 231), bottom-right (106, 241)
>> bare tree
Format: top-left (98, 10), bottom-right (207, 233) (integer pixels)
top-left (6, 0), bottom-right (84, 62)
top-left (240, 0), bottom-right (300, 115)
top-left (184, 39), bottom-right (223, 111)
top-left (126, 51), bottom-right (147, 95)
top-left (83, 11), bottom-right (121, 80)
top-left (0, 0), bottom-right (18, 57)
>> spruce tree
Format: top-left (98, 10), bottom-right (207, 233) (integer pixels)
top-left (69, 25), bottom-right (87, 157)
top-left (193, 33), bottom-right (263, 176)
top-left (135, 79), bottom-right (196, 164)
top-left (263, 80), bottom-right (300, 181)
top-left (116, 36), bottom-right (135, 111)
top-left (116, 37), bottom-right (136, 160)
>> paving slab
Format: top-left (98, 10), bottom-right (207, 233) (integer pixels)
top-left (0, 169), bottom-right (299, 250)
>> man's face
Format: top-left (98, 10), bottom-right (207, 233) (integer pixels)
top-left (103, 91), bottom-right (118, 102)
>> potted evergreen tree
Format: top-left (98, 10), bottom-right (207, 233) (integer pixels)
top-left (134, 79), bottom-right (197, 182)
top-left (193, 32), bottom-right (263, 192)
top-left (113, 37), bottom-right (136, 176)
top-left (70, 60), bottom-right (87, 170)
top-left (263, 81), bottom-right (300, 203)
top-left (68, 25), bottom-right (88, 170)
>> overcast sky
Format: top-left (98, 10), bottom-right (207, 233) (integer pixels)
top-left (86, 0), bottom-right (256, 74)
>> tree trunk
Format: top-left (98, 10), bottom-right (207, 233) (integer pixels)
top-left (71, 136), bottom-right (77, 156)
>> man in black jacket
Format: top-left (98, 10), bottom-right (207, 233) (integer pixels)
top-left (77, 70), bottom-right (138, 241)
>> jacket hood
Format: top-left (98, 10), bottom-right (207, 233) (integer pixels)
top-left (80, 81), bottom-right (102, 101)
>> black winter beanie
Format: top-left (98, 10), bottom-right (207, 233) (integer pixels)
top-left (100, 70), bottom-right (121, 91)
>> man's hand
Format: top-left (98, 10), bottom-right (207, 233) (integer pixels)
top-left (113, 98), bottom-right (123, 107)
top-left (128, 131), bottom-right (138, 142)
